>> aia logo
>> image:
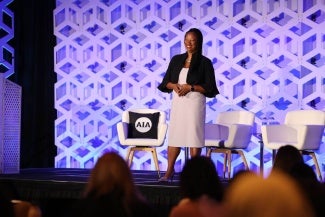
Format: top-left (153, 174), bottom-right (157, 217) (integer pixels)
top-left (135, 117), bottom-right (152, 133)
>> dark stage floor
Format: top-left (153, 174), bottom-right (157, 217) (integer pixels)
top-left (0, 168), bottom-right (195, 217)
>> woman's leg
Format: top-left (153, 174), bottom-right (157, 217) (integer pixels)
top-left (165, 146), bottom-right (181, 178)
top-left (190, 147), bottom-right (202, 157)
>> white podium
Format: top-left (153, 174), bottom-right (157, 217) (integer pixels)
top-left (0, 73), bottom-right (21, 173)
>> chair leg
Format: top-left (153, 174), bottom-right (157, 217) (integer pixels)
top-left (128, 148), bottom-right (135, 167)
top-left (237, 150), bottom-right (249, 170)
top-left (206, 148), bottom-right (212, 157)
top-left (207, 148), bottom-right (232, 179)
top-left (272, 149), bottom-right (277, 164)
top-left (309, 152), bottom-right (322, 181)
top-left (206, 148), bottom-right (227, 178)
top-left (125, 148), bottom-right (132, 166)
top-left (151, 148), bottom-right (160, 178)
top-left (223, 152), bottom-right (227, 179)
top-left (227, 151), bottom-right (231, 179)
top-left (126, 147), bottom-right (161, 178)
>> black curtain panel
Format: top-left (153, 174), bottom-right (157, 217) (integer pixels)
top-left (9, 0), bottom-right (56, 168)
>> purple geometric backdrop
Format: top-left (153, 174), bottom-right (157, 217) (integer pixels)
top-left (54, 0), bottom-right (325, 177)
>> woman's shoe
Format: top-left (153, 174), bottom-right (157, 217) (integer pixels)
top-left (158, 170), bottom-right (175, 183)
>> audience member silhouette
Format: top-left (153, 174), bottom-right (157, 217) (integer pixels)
top-left (0, 188), bottom-right (15, 217)
top-left (289, 162), bottom-right (325, 217)
top-left (223, 171), bottom-right (315, 217)
top-left (169, 156), bottom-right (225, 217)
top-left (67, 152), bottom-right (155, 217)
top-left (269, 144), bottom-right (324, 217)
top-left (264, 144), bottom-right (325, 217)
top-left (0, 183), bottom-right (41, 217)
top-left (12, 200), bottom-right (42, 217)
top-left (228, 169), bottom-right (257, 186)
top-left (272, 144), bottom-right (304, 174)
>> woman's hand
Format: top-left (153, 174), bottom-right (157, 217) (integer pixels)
top-left (172, 83), bottom-right (181, 93)
top-left (167, 82), bottom-right (181, 94)
top-left (177, 84), bottom-right (191, 96)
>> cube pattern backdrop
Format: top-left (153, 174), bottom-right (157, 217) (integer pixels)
top-left (54, 0), bottom-right (325, 176)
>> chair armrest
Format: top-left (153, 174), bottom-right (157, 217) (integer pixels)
top-left (205, 123), bottom-right (229, 140)
top-left (117, 122), bottom-right (128, 144)
top-left (289, 124), bottom-right (325, 150)
top-left (226, 124), bottom-right (253, 148)
top-left (157, 123), bottom-right (168, 143)
top-left (261, 125), bottom-right (297, 150)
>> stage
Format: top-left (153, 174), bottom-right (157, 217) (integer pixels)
top-left (0, 168), bottom-right (228, 217)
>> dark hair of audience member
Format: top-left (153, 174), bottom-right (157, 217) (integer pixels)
top-left (180, 156), bottom-right (224, 202)
top-left (290, 162), bottom-right (318, 181)
top-left (229, 169), bottom-right (256, 185)
top-left (272, 145), bottom-right (303, 174)
top-left (289, 162), bottom-right (325, 217)
top-left (224, 170), bottom-right (316, 217)
top-left (0, 190), bottom-right (15, 217)
top-left (12, 199), bottom-right (42, 217)
top-left (69, 151), bottom-right (154, 217)
top-left (84, 152), bottom-right (138, 199)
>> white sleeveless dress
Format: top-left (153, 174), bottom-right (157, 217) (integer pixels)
top-left (168, 68), bottom-right (206, 148)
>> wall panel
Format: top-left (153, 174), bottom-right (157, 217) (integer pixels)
top-left (54, 0), bottom-right (325, 177)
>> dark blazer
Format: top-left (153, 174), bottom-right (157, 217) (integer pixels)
top-left (157, 52), bottom-right (219, 98)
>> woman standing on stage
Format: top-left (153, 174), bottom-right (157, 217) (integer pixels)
top-left (157, 28), bottom-right (219, 182)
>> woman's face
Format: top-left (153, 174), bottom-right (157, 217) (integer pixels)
top-left (184, 32), bottom-right (198, 54)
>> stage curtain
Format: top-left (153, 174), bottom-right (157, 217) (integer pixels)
top-left (9, 0), bottom-right (56, 168)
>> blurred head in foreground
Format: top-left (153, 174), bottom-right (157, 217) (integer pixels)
top-left (224, 171), bottom-right (315, 217)
top-left (84, 151), bottom-right (140, 201)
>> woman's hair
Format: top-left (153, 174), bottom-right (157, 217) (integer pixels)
top-left (84, 152), bottom-right (140, 202)
top-left (81, 152), bottom-right (151, 217)
top-left (224, 171), bottom-right (315, 217)
top-left (273, 145), bottom-right (303, 174)
top-left (180, 156), bottom-right (224, 201)
top-left (184, 28), bottom-right (204, 69)
top-left (185, 28), bottom-right (203, 55)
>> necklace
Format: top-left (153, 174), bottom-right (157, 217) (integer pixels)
top-left (186, 59), bottom-right (191, 63)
